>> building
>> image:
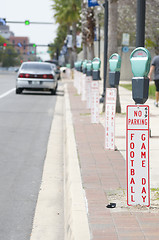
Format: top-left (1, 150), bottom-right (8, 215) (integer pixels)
top-left (0, 23), bottom-right (14, 40)
top-left (9, 36), bottom-right (29, 56)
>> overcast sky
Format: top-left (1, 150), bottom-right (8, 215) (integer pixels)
top-left (0, 0), bottom-right (58, 60)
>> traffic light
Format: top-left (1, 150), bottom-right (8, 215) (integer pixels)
top-left (25, 20), bottom-right (30, 25)
top-left (32, 44), bottom-right (36, 47)
top-left (3, 43), bottom-right (7, 47)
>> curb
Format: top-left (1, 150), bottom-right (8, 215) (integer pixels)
top-left (64, 83), bottom-right (90, 240)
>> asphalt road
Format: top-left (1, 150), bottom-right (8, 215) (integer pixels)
top-left (0, 72), bottom-right (63, 240)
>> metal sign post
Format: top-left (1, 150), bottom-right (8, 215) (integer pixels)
top-left (126, 105), bottom-right (150, 206)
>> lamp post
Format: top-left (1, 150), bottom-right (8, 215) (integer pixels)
top-left (136, 0), bottom-right (146, 47)
top-left (98, 14), bottom-right (101, 59)
top-left (100, 0), bottom-right (108, 103)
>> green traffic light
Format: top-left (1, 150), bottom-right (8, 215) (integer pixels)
top-left (33, 44), bottom-right (36, 47)
top-left (25, 20), bottom-right (30, 25)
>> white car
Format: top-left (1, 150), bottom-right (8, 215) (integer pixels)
top-left (16, 62), bottom-right (58, 95)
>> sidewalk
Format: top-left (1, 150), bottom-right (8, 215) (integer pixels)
top-left (67, 80), bottom-right (159, 240)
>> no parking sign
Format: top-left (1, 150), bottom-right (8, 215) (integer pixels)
top-left (126, 105), bottom-right (150, 206)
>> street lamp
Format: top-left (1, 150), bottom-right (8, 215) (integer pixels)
top-left (136, 0), bottom-right (146, 47)
top-left (100, 0), bottom-right (108, 103)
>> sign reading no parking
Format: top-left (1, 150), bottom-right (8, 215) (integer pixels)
top-left (126, 105), bottom-right (150, 206)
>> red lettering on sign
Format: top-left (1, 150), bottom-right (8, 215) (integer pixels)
top-left (131, 134), bottom-right (134, 140)
top-left (141, 187), bottom-right (146, 194)
top-left (130, 160), bottom-right (134, 167)
top-left (130, 151), bottom-right (135, 158)
top-left (131, 186), bottom-right (135, 193)
top-left (142, 160), bottom-right (146, 167)
top-left (142, 196), bottom-right (146, 202)
top-left (141, 134), bottom-right (146, 141)
top-left (130, 142), bottom-right (135, 149)
top-left (141, 143), bottom-right (146, 149)
top-left (130, 178), bottom-right (135, 184)
top-left (131, 169), bottom-right (135, 175)
top-left (134, 110), bottom-right (142, 117)
top-left (131, 195), bottom-right (135, 202)
top-left (141, 152), bottom-right (146, 158)
top-left (142, 178), bottom-right (146, 185)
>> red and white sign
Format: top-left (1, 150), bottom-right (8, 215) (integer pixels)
top-left (126, 105), bottom-right (150, 206)
top-left (91, 81), bottom-right (99, 123)
top-left (86, 76), bottom-right (92, 109)
top-left (105, 88), bottom-right (117, 150)
top-left (81, 74), bottom-right (86, 101)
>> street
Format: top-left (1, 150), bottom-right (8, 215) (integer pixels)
top-left (0, 72), bottom-right (64, 240)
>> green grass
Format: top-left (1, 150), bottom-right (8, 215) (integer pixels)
top-left (120, 83), bottom-right (156, 99)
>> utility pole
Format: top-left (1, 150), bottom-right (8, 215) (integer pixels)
top-left (136, 0), bottom-right (146, 47)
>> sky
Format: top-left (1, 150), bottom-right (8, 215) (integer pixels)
top-left (0, 0), bottom-right (58, 60)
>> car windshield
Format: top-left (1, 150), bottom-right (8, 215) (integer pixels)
top-left (21, 63), bottom-right (51, 71)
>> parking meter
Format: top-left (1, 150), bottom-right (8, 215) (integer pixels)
top-left (130, 47), bottom-right (151, 104)
top-left (74, 62), bottom-right (78, 71)
top-left (92, 57), bottom-right (101, 80)
top-left (82, 60), bottom-right (87, 74)
top-left (79, 61), bottom-right (83, 72)
top-left (86, 60), bottom-right (92, 76)
top-left (109, 53), bottom-right (121, 87)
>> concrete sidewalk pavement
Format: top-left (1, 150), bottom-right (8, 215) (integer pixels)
top-left (67, 80), bottom-right (159, 240)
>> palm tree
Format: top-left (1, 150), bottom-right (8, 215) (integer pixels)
top-left (108, 0), bottom-right (121, 113)
top-left (52, 0), bottom-right (81, 67)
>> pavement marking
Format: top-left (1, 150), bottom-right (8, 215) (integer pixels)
top-left (0, 88), bottom-right (15, 99)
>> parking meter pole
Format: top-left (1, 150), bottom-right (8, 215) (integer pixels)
top-left (86, 60), bottom-right (92, 109)
top-left (74, 62), bottom-right (78, 89)
top-left (81, 60), bottom-right (87, 101)
top-left (126, 47), bottom-right (151, 206)
top-left (91, 58), bottom-right (101, 124)
top-left (105, 53), bottom-right (121, 150)
top-left (77, 61), bottom-right (83, 95)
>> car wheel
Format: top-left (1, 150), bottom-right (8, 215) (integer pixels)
top-left (16, 88), bottom-right (22, 94)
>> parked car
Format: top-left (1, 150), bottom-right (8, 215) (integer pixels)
top-left (16, 62), bottom-right (58, 95)
top-left (45, 60), bottom-right (61, 80)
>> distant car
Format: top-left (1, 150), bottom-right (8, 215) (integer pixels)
top-left (16, 62), bottom-right (58, 95)
top-left (45, 60), bottom-right (61, 80)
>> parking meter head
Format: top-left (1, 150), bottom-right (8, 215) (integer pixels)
top-left (130, 47), bottom-right (151, 77)
top-left (86, 60), bottom-right (92, 70)
top-left (130, 47), bottom-right (151, 104)
top-left (86, 60), bottom-right (92, 76)
top-left (78, 60), bottom-right (83, 72)
top-left (82, 60), bottom-right (87, 74)
top-left (74, 62), bottom-right (78, 70)
top-left (109, 53), bottom-right (121, 72)
top-left (92, 57), bottom-right (101, 71)
top-left (109, 53), bottom-right (121, 87)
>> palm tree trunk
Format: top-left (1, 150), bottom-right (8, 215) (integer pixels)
top-left (81, 0), bottom-right (88, 59)
top-left (108, 0), bottom-right (121, 113)
top-left (72, 22), bottom-right (77, 67)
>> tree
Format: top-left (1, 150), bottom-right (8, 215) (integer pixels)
top-left (81, 1), bottom-right (96, 60)
top-left (52, 0), bottom-right (81, 67)
top-left (108, 0), bottom-right (121, 113)
top-left (0, 36), bottom-right (19, 67)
